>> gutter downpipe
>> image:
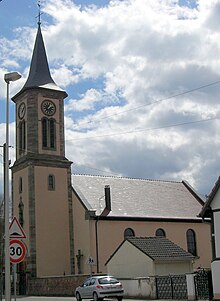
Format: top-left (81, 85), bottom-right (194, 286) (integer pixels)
top-left (210, 211), bottom-right (216, 260)
top-left (95, 186), bottom-right (111, 273)
top-left (95, 217), bottom-right (99, 273)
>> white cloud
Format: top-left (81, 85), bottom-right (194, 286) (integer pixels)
top-left (59, 0), bottom-right (220, 195)
top-left (2, 0), bottom-right (220, 196)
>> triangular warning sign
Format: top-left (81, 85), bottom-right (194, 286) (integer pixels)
top-left (9, 217), bottom-right (26, 239)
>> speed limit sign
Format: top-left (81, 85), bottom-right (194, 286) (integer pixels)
top-left (10, 239), bottom-right (26, 264)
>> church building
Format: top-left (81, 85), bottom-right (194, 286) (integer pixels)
top-left (11, 20), bottom-right (212, 281)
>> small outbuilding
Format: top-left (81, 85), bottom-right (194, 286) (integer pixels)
top-left (106, 236), bottom-right (195, 278)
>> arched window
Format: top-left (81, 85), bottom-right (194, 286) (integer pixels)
top-left (124, 228), bottom-right (135, 239)
top-left (49, 119), bottom-right (55, 148)
top-left (155, 228), bottom-right (166, 237)
top-left (187, 229), bottom-right (197, 256)
top-left (19, 121), bottom-right (26, 154)
top-left (42, 118), bottom-right (56, 149)
top-left (48, 174), bottom-right (55, 191)
top-left (18, 199), bottom-right (24, 227)
top-left (19, 177), bottom-right (23, 193)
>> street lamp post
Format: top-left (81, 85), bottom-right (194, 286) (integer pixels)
top-left (4, 72), bottom-right (21, 301)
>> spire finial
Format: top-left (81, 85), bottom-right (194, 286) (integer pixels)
top-left (37, 0), bottom-right (42, 26)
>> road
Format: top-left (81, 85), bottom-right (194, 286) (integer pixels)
top-left (2, 297), bottom-right (149, 301)
top-left (3, 298), bottom-right (75, 301)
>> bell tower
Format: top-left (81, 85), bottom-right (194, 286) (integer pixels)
top-left (11, 22), bottom-right (74, 277)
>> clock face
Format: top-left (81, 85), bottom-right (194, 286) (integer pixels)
top-left (41, 100), bottom-right (56, 116)
top-left (18, 102), bottom-right (26, 119)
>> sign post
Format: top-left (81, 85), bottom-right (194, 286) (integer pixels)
top-left (9, 217), bottom-right (27, 301)
top-left (13, 265), bottom-right (17, 301)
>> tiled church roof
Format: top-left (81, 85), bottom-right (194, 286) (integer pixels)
top-left (72, 174), bottom-right (204, 219)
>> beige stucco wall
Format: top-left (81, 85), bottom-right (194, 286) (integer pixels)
top-left (106, 240), bottom-right (154, 277)
top-left (97, 220), bottom-right (210, 273)
top-left (13, 165), bottom-right (71, 277)
top-left (155, 261), bottom-right (193, 275)
top-left (72, 195), bottom-right (212, 275)
top-left (72, 193), bottom-right (97, 274)
top-left (165, 221), bottom-right (211, 269)
top-left (12, 167), bottom-right (30, 250)
top-left (34, 166), bottom-right (71, 276)
top-left (106, 240), bottom-right (193, 277)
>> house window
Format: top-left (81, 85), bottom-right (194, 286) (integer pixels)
top-left (42, 118), bottom-right (56, 149)
top-left (19, 121), bottom-right (26, 154)
top-left (48, 174), bottom-right (55, 191)
top-left (155, 228), bottom-right (166, 237)
top-left (187, 229), bottom-right (197, 256)
top-left (124, 228), bottom-right (135, 239)
top-left (19, 177), bottom-right (22, 193)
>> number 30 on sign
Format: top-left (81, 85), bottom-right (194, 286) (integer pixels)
top-left (10, 239), bottom-right (26, 264)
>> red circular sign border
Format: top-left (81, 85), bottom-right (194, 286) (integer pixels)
top-left (10, 239), bottom-right (26, 264)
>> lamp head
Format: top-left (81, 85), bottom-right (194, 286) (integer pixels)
top-left (4, 72), bottom-right (22, 84)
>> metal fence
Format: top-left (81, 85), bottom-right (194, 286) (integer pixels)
top-left (155, 274), bottom-right (187, 299)
top-left (194, 269), bottom-right (213, 300)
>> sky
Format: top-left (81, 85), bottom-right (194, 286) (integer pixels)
top-left (0, 0), bottom-right (220, 198)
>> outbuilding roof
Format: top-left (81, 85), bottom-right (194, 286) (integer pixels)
top-left (127, 237), bottom-right (194, 261)
top-left (72, 174), bottom-right (204, 220)
top-left (105, 236), bottom-right (194, 265)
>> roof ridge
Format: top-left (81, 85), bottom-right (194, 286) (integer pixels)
top-left (72, 173), bottom-right (182, 184)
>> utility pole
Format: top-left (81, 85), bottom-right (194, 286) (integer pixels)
top-left (4, 72), bottom-right (22, 301)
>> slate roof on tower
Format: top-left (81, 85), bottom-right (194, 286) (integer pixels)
top-left (13, 23), bottom-right (67, 99)
top-left (72, 174), bottom-right (205, 220)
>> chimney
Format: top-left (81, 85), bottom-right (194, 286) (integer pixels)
top-left (105, 185), bottom-right (111, 211)
top-left (100, 185), bottom-right (111, 216)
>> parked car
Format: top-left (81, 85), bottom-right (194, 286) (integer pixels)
top-left (75, 275), bottom-right (124, 301)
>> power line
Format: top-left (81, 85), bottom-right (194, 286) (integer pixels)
top-left (72, 162), bottom-right (121, 176)
top-left (71, 163), bottom-right (198, 195)
top-left (66, 115), bottom-right (220, 142)
top-left (10, 114), bottom-right (220, 155)
top-left (71, 79), bottom-right (220, 129)
top-left (8, 80), bottom-right (220, 153)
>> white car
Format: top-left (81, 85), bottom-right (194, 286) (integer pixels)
top-left (75, 275), bottom-right (124, 301)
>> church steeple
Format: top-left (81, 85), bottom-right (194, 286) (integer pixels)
top-left (11, 9), bottom-right (74, 278)
top-left (14, 23), bottom-right (67, 98)
top-left (24, 24), bottom-right (57, 90)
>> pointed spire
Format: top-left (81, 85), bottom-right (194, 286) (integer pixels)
top-left (23, 24), bottom-right (64, 92)
top-left (14, 22), bottom-right (67, 99)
